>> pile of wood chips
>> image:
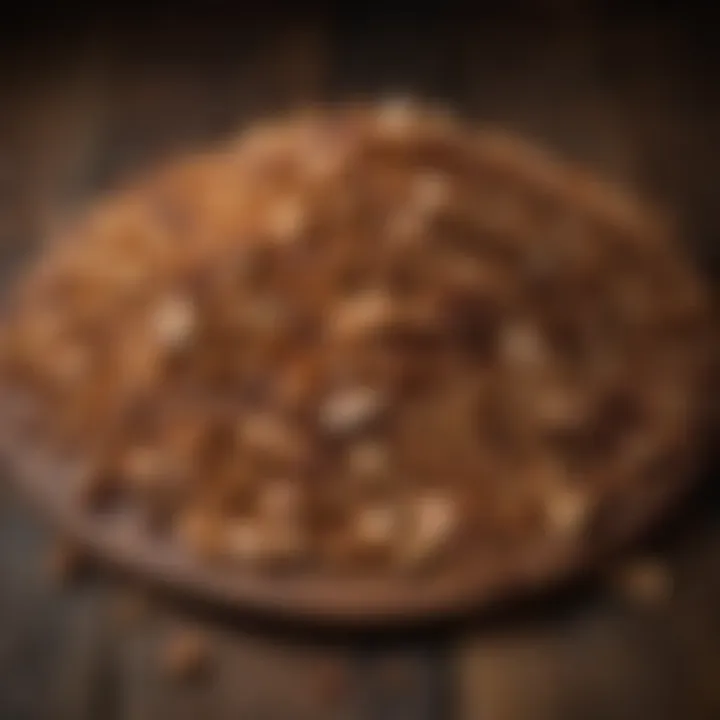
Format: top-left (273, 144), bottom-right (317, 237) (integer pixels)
top-left (0, 101), bottom-right (712, 575)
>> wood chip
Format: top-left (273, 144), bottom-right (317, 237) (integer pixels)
top-left (499, 321), bottom-right (548, 369)
top-left (398, 491), bottom-right (457, 565)
top-left (258, 480), bottom-right (301, 522)
top-left (239, 414), bottom-right (305, 461)
top-left (223, 520), bottom-right (263, 562)
top-left (544, 486), bottom-right (589, 537)
top-left (51, 344), bottom-right (90, 385)
top-left (347, 441), bottom-right (389, 478)
top-left (151, 294), bottom-right (196, 350)
top-left (319, 386), bottom-right (386, 435)
top-left (160, 631), bottom-right (211, 682)
top-left (329, 291), bottom-right (395, 340)
top-left (410, 172), bottom-right (451, 216)
top-left (267, 197), bottom-right (306, 244)
top-left (121, 446), bottom-right (164, 489)
top-left (355, 504), bottom-right (397, 547)
top-left (177, 512), bottom-right (222, 559)
top-left (535, 384), bottom-right (587, 430)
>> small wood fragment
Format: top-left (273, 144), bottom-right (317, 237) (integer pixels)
top-left (160, 630), bottom-right (211, 682)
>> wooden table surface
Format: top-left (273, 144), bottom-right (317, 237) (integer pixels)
top-left (0, 8), bottom-right (718, 719)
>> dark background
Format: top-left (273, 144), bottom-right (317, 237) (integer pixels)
top-left (0, 5), bottom-right (718, 719)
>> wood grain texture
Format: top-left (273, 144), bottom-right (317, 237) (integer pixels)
top-left (0, 10), bottom-right (717, 720)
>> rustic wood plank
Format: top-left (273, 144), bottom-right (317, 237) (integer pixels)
top-left (0, 32), bottom-right (120, 720)
top-left (0, 13), bottom-right (718, 720)
top-left (327, 7), bottom-right (465, 104)
top-left (0, 478), bottom-right (116, 720)
top-left (113, 608), bottom-right (363, 720)
top-left (592, 18), bottom-right (719, 275)
top-left (458, 20), bottom-right (640, 187)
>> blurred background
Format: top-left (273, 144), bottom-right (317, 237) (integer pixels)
top-left (0, 3), bottom-right (718, 719)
